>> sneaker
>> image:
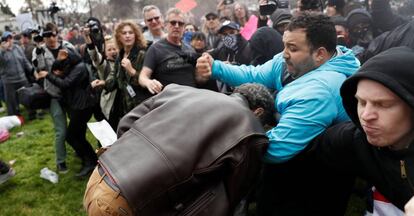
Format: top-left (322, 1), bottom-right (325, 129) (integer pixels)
top-left (57, 162), bottom-right (69, 174)
top-left (0, 168), bottom-right (15, 184)
top-left (75, 164), bottom-right (96, 177)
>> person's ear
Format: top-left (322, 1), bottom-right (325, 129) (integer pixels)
top-left (253, 107), bottom-right (264, 118)
top-left (313, 47), bottom-right (329, 65)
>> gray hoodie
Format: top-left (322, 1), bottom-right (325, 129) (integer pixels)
top-left (0, 44), bottom-right (32, 83)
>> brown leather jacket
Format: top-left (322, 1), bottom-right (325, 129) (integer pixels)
top-left (99, 84), bottom-right (268, 215)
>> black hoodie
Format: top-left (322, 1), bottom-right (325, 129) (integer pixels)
top-left (46, 47), bottom-right (96, 110)
top-left (341, 46), bottom-right (414, 129)
top-left (249, 27), bottom-right (284, 66)
top-left (309, 47), bottom-right (414, 211)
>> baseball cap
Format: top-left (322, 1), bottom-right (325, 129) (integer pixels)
top-left (205, 12), bottom-right (218, 20)
top-left (218, 21), bottom-right (240, 34)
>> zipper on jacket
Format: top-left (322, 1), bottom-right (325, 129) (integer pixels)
top-left (400, 160), bottom-right (414, 192)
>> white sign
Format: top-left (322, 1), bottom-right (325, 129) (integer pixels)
top-left (16, 13), bottom-right (35, 31)
top-left (35, 10), bottom-right (58, 27)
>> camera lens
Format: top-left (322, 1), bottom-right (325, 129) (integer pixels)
top-left (33, 35), bottom-right (44, 43)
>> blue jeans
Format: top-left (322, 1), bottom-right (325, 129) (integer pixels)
top-left (50, 98), bottom-right (67, 165)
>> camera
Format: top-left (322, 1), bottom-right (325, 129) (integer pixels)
top-left (48, 2), bottom-right (60, 16)
top-left (86, 20), bottom-right (100, 34)
top-left (224, 0), bottom-right (234, 5)
top-left (260, 0), bottom-right (289, 15)
top-left (32, 29), bottom-right (48, 43)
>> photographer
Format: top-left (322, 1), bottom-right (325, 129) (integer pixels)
top-left (78, 17), bottom-right (106, 124)
top-left (0, 31), bottom-right (34, 117)
top-left (84, 27), bottom-right (119, 126)
top-left (31, 22), bottom-right (76, 174)
top-left (257, 0), bottom-right (291, 34)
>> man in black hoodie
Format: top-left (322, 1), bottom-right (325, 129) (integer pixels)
top-left (308, 46), bottom-right (414, 213)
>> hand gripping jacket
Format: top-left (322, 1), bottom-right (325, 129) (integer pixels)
top-left (99, 84), bottom-right (268, 216)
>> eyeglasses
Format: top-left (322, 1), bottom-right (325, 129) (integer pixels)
top-left (169, 20), bottom-right (185, 27)
top-left (146, 16), bottom-right (160, 22)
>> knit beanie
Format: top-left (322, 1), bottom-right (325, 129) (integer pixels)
top-left (327, 0), bottom-right (345, 9)
top-left (340, 46), bottom-right (414, 127)
top-left (270, 9), bottom-right (292, 26)
top-left (346, 8), bottom-right (371, 30)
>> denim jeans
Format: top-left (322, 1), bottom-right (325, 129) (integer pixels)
top-left (49, 98), bottom-right (67, 165)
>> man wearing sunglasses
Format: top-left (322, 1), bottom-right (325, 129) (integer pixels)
top-left (142, 5), bottom-right (166, 43)
top-left (32, 22), bottom-right (77, 175)
top-left (140, 8), bottom-right (197, 95)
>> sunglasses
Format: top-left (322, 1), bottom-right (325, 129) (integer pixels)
top-left (169, 20), bottom-right (185, 27)
top-left (146, 16), bottom-right (160, 22)
top-left (43, 31), bottom-right (58, 38)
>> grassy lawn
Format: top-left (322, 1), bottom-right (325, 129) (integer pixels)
top-left (0, 110), bottom-right (366, 215)
top-left (0, 112), bottom-right (93, 216)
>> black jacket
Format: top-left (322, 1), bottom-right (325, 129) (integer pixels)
top-left (309, 47), bottom-right (414, 210)
top-left (358, 20), bottom-right (414, 64)
top-left (310, 122), bottom-right (414, 210)
top-left (46, 50), bottom-right (96, 110)
top-left (210, 34), bottom-right (252, 66)
top-left (249, 27), bottom-right (284, 66)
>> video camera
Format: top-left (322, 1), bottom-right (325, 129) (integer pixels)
top-left (260, 0), bottom-right (289, 15)
top-left (86, 20), bottom-right (100, 34)
top-left (49, 2), bottom-right (60, 16)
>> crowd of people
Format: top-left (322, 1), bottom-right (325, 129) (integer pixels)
top-left (1, 0), bottom-right (414, 215)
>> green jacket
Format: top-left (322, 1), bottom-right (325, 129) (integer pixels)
top-left (105, 45), bottom-right (151, 117)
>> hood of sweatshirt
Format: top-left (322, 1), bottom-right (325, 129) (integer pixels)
top-left (341, 46), bottom-right (414, 129)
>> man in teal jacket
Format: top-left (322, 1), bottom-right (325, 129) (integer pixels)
top-left (196, 12), bottom-right (360, 215)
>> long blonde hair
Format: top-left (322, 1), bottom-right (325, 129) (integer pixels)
top-left (114, 21), bottom-right (147, 50)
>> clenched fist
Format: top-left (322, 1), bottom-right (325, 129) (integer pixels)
top-left (195, 53), bottom-right (214, 84)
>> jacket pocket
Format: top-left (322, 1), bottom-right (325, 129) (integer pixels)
top-left (179, 182), bottom-right (229, 216)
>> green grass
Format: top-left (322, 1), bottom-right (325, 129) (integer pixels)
top-left (0, 112), bottom-right (94, 216)
top-left (0, 110), bottom-right (366, 215)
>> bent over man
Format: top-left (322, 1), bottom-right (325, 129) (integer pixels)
top-left (84, 83), bottom-right (275, 216)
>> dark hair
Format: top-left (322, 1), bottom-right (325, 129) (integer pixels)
top-left (287, 12), bottom-right (337, 53)
top-left (44, 22), bottom-right (58, 33)
top-left (191, 32), bottom-right (206, 41)
top-left (233, 83), bottom-right (275, 126)
top-left (299, 0), bottom-right (324, 12)
top-left (185, 23), bottom-right (199, 32)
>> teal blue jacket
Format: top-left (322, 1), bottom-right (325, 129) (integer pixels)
top-left (212, 46), bottom-right (360, 163)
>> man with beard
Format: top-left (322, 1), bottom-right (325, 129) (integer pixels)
top-left (196, 12), bottom-right (360, 215)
